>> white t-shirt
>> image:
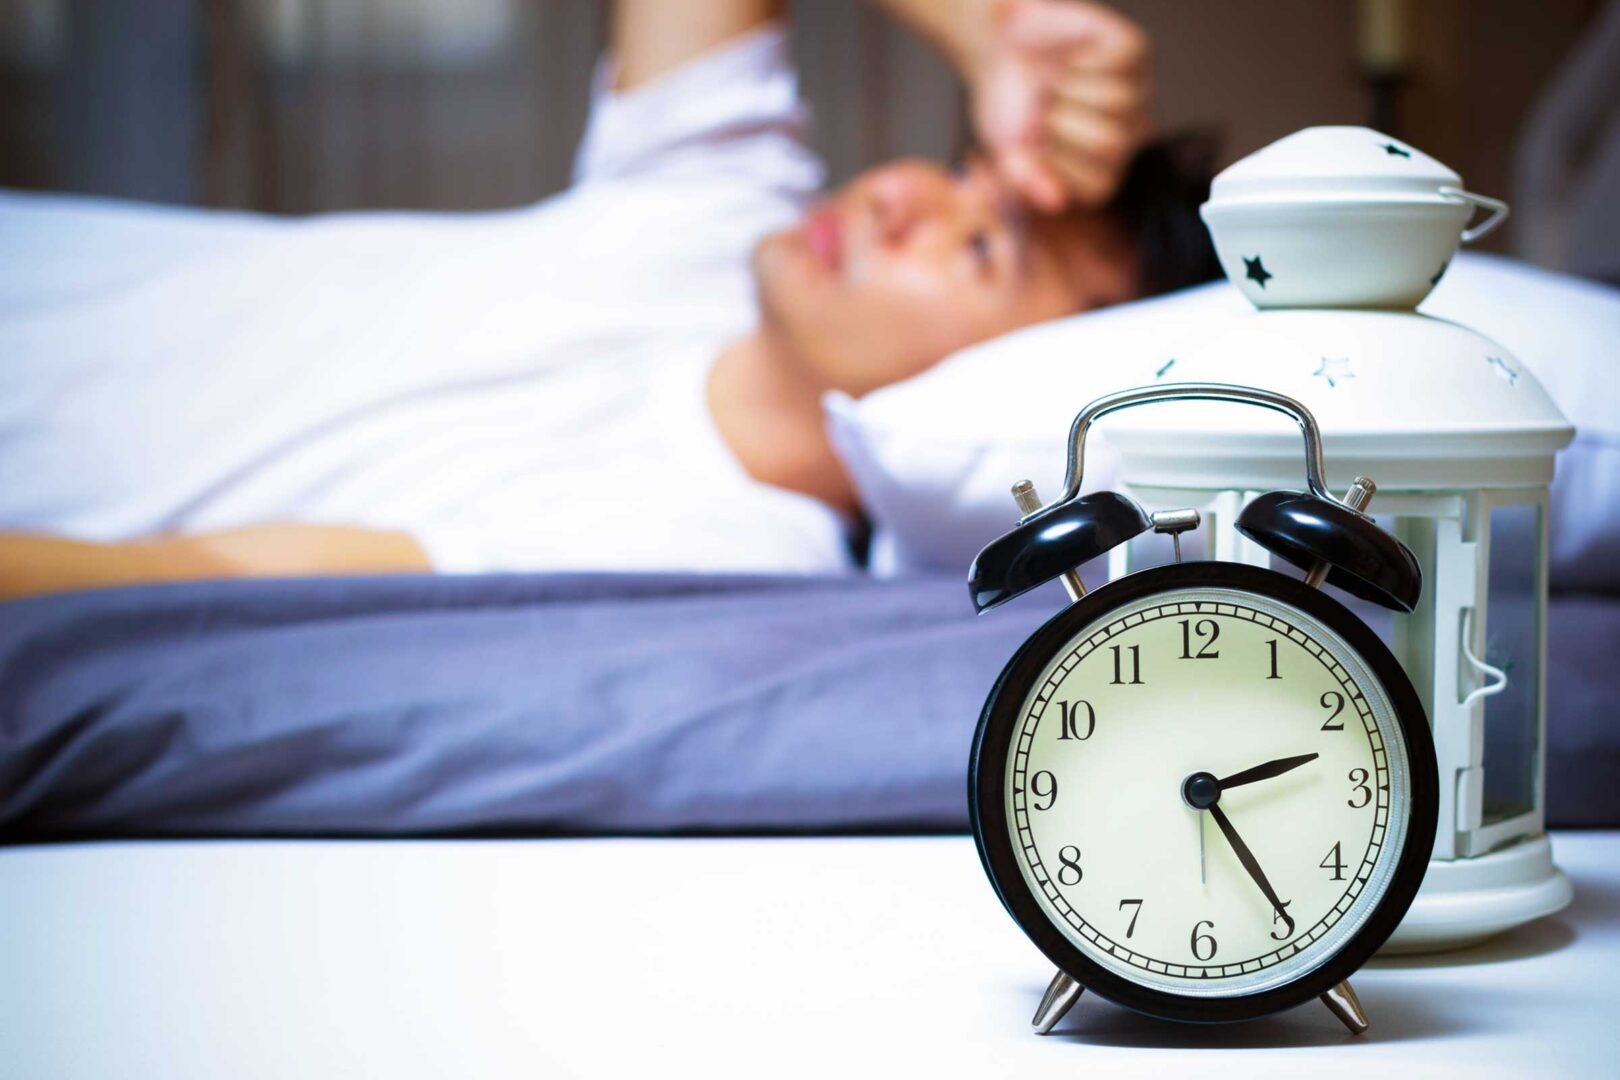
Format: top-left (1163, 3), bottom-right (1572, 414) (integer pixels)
top-left (0, 25), bottom-right (853, 575)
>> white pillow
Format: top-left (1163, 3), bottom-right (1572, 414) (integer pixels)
top-left (825, 253), bottom-right (1620, 588)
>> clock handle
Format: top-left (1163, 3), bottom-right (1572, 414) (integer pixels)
top-left (1047, 382), bottom-right (1333, 512)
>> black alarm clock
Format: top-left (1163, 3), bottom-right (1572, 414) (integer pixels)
top-left (967, 383), bottom-right (1438, 1036)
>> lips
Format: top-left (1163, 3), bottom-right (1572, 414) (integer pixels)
top-left (804, 205), bottom-right (843, 272)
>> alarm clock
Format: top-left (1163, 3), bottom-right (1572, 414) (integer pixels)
top-left (967, 383), bottom-right (1438, 1036)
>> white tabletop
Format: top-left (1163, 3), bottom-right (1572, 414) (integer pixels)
top-left (2, 831), bottom-right (1615, 1078)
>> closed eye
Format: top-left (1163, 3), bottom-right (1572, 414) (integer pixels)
top-left (967, 230), bottom-right (994, 275)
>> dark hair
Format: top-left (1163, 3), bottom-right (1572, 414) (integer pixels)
top-left (1109, 130), bottom-right (1224, 298)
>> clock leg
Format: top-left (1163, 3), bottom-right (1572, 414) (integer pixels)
top-left (1320, 979), bottom-right (1369, 1035)
top-left (1031, 969), bottom-right (1084, 1035)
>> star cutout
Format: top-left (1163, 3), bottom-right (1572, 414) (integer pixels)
top-left (1243, 255), bottom-right (1272, 288)
top-left (1430, 260), bottom-right (1449, 286)
top-left (1382, 142), bottom-right (1412, 158)
top-left (1486, 355), bottom-right (1519, 385)
top-left (1155, 358), bottom-right (1177, 380)
top-left (1313, 356), bottom-right (1355, 389)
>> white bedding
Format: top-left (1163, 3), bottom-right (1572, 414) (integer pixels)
top-left (2, 832), bottom-right (1612, 1078)
top-left (828, 253), bottom-right (1620, 586)
top-left (0, 25), bottom-right (851, 576)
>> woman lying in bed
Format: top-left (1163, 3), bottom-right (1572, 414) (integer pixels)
top-left (0, 0), bottom-right (1218, 601)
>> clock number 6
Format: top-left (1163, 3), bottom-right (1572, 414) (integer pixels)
top-left (1320, 691), bottom-right (1346, 731)
top-left (1190, 919), bottom-right (1217, 962)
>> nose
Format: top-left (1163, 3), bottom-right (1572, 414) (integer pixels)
top-left (865, 162), bottom-right (953, 248)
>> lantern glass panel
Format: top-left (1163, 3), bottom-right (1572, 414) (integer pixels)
top-left (1480, 502), bottom-right (1542, 827)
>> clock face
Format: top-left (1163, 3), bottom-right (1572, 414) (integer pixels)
top-left (974, 566), bottom-right (1432, 1015)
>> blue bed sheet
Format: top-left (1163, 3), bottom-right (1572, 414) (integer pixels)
top-left (0, 573), bottom-right (1614, 837)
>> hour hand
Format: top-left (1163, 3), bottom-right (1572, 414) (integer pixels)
top-left (1216, 752), bottom-right (1318, 791)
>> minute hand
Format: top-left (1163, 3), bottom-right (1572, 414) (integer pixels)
top-left (1207, 803), bottom-right (1293, 931)
top-left (1216, 752), bottom-right (1318, 791)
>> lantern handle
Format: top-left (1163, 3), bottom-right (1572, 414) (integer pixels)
top-left (1050, 382), bottom-right (1333, 513)
top-left (1459, 607), bottom-right (1509, 707)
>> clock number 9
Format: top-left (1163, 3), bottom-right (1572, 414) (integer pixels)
top-left (1030, 770), bottom-right (1058, 811)
top-left (1189, 919), bottom-right (1218, 961)
top-left (1056, 846), bottom-right (1083, 886)
top-left (1320, 691), bottom-right (1347, 731)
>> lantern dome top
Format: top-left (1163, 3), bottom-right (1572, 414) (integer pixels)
top-left (1207, 126), bottom-right (1461, 205)
top-left (1104, 310), bottom-right (1574, 494)
top-left (1200, 127), bottom-right (1508, 310)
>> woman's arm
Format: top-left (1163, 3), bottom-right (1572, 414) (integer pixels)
top-left (873, 0), bottom-right (1152, 211)
top-left (870, 0), bottom-right (998, 76)
top-left (611, 0), bottom-right (783, 91)
top-left (0, 525), bottom-right (430, 602)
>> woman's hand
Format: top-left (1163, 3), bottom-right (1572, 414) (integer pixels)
top-left (971, 0), bottom-right (1152, 212)
top-left (0, 526), bottom-right (430, 603)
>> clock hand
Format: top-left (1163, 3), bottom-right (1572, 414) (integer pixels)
top-left (1215, 752), bottom-right (1319, 791)
top-left (1199, 809), bottom-right (1206, 886)
top-left (1207, 803), bottom-right (1294, 934)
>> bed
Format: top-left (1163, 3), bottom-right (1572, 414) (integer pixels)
top-left (2, 572), bottom-right (1617, 838)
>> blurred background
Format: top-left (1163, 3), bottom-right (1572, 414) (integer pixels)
top-left (1, 0), bottom-right (1614, 277)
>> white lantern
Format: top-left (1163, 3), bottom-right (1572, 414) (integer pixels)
top-left (1103, 127), bottom-right (1575, 951)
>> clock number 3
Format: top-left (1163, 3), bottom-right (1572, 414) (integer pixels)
top-left (1348, 768), bottom-right (1372, 808)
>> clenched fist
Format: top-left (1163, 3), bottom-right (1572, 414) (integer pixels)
top-left (971, 0), bottom-right (1153, 212)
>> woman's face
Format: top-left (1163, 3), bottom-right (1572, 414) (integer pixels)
top-left (752, 157), bottom-right (1138, 396)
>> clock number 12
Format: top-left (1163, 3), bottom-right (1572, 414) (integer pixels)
top-left (1178, 618), bottom-right (1221, 660)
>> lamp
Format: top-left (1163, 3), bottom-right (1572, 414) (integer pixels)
top-left (1103, 127), bottom-right (1575, 951)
